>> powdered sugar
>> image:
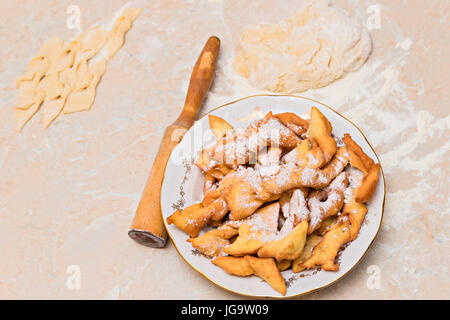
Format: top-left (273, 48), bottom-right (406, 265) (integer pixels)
top-left (328, 172), bottom-right (348, 191)
top-left (255, 147), bottom-right (281, 177)
top-left (346, 166), bottom-right (364, 188)
top-left (343, 166), bottom-right (364, 203)
top-left (307, 173), bottom-right (347, 231)
top-left (210, 116), bottom-right (294, 166)
top-left (301, 167), bottom-right (318, 185)
top-left (275, 161), bottom-right (297, 186)
top-left (288, 189), bottom-right (310, 223)
top-left (308, 153), bottom-right (319, 166)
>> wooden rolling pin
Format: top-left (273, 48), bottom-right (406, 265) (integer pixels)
top-left (128, 36), bottom-right (220, 248)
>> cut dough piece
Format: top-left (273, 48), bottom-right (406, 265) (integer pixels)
top-left (16, 81), bottom-right (40, 109)
top-left (63, 80), bottom-right (95, 114)
top-left (64, 59), bottom-right (106, 114)
top-left (16, 56), bottom-right (49, 87)
top-left (71, 29), bottom-right (107, 69)
top-left (42, 98), bottom-right (66, 128)
top-left (73, 48), bottom-right (96, 69)
top-left (106, 17), bottom-right (132, 59)
top-left (51, 40), bottom-right (83, 72)
top-left (14, 9), bottom-right (142, 131)
top-left (106, 8), bottom-right (143, 59)
top-left (74, 60), bottom-right (94, 91)
top-left (14, 88), bottom-right (45, 131)
top-left (41, 68), bottom-right (77, 127)
top-left (17, 36), bottom-right (63, 86)
top-left (41, 37), bottom-right (65, 75)
top-left (84, 28), bottom-right (108, 54)
top-left (123, 7), bottom-right (144, 21)
top-left (38, 73), bottom-right (64, 100)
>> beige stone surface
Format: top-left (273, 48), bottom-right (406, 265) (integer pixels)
top-left (0, 0), bottom-right (448, 299)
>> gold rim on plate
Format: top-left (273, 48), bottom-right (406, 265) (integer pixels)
top-left (161, 94), bottom-right (386, 299)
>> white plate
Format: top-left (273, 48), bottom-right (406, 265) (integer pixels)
top-left (161, 95), bottom-right (385, 298)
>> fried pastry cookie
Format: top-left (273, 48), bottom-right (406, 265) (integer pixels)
top-left (212, 255), bottom-right (286, 295)
top-left (292, 234), bottom-right (322, 273)
top-left (223, 203), bottom-right (280, 255)
top-left (308, 107), bottom-right (336, 163)
top-left (188, 225), bottom-right (238, 257)
top-left (208, 112), bottom-right (301, 168)
top-left (307, 172), bottom-right (348, 234)
top-left (274, 112), bottom-right (309, 136)
top-left (167, 197), bottom-right (228, 237)
top-left (301, 219), bottom-right (352, 271)
top-left (343, 134), bottom-right (380, 203)
top-left (209, 114), bottom-right (234, 140)
top-left (224, 223), bottom-right (266, 256)
top-left (257, 220), bottom-right (309, 261)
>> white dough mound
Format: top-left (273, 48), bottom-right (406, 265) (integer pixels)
top-left (234, 0), bottom-right (372, 93)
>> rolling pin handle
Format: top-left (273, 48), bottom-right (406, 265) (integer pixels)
top-left (128, 36), bottom-right (220, 248)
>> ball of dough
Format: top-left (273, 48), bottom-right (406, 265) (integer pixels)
top-left (234, 0), bottom-right (372, 93)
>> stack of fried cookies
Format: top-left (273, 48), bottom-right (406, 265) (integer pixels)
top-left (167, 107), bottom-right (380, 295)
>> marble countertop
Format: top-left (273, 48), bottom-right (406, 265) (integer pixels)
top-left (0, 0), bottom-right (448, 299)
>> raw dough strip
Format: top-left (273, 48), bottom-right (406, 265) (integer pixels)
top-left (14, 88), bottom-right (45, 131)
top-left (14, 36), bottom-right (63, 128)
top-left (106, 8), bottom-right (143, 59)
top-left (14, 8), bottom-right (142, 131)
top-left (16, 36), bottom-right (63, 88)
top-left (63, 59), bottom-right (107, 114)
